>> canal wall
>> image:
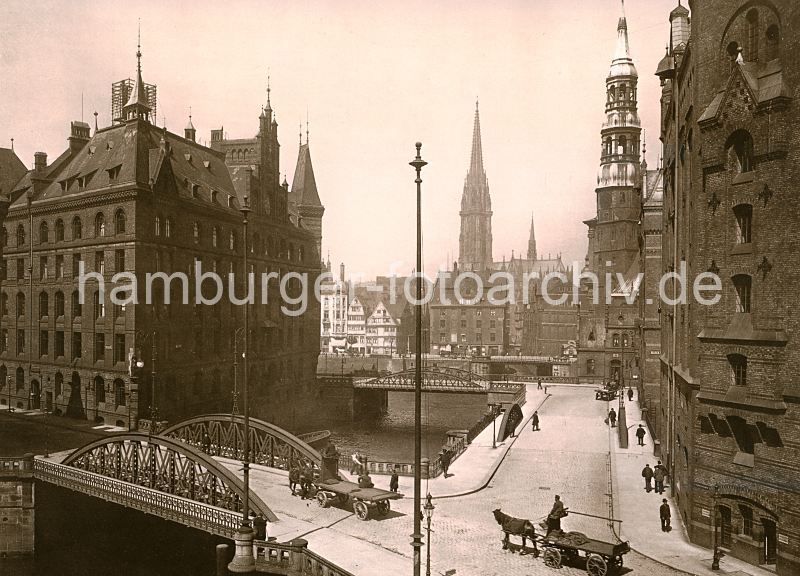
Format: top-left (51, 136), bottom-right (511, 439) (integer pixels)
top-left (0, 455), bottom-right (35, 557)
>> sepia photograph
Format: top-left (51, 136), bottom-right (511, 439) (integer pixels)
top-left (0, 1), bottom-right (798, 575)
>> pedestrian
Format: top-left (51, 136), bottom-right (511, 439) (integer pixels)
top-left (635, 424), bottom-right (646, 446)
top-left (641, 463), bottom-right (654, 492)
top-left (350, 451), bottom-right (362, 475)
top-left (389, 465), bottom-right (399, 493)
top-left (608, 407), bottom-right (617, 427)
top-left (440, 448), bottom-right (452, 478)
top-left (654, 460), bottom-right (666, 494)
top-left (531, 411), bottom-right (540, 431)
top-left (300, 463), bottom-right (313, 500)
top-left (202, 433), bottom-right (211, 454)
top-left (660, 498), bottom-right (671, 532)
top-left (289, 464), bottom-right (300, 496)
top-left (627, 388), bottom-right (634, 402)
top-left (537, 379), bottom-right (543, 390)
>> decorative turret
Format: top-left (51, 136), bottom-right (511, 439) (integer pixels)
top-left (122, 32), bottom-right (152, 123)
top-left (185, 110), bottom-right (196, 142)
top-left (290, 139), bottom-right (324, 256)
top-left (527, 213), bottom-right (537, 261)
top-left (458, 100), bottom-right (493, 272)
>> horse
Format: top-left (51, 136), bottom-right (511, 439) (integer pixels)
top-left (492, 508), bottom-right (539, 555)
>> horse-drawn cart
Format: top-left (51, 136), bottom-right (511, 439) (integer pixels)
top-left (540, 531), bottom-right (629, 576)
top-left (312, 477), bottom-right (403, 520)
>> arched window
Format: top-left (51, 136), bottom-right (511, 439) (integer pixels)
top-left (229, 231), bottom-right (236, 251)
top-left (39, 291), bottom-right (49, 318)
top-left (612, 333), bottom-right (620, 347)
top-left (55, 219), bottom-right (64, 242)
top-left (16, 292), bottom-right (25, 317)
top-left (193, 222), bottom-right (200, 244)
top-left (94, 375), bottom-right (106, 404)
top-left (212, 227), bottom-right (218, 248)
top-left (115, 209), bottom-right (126, 234)
top-left (55, 372), bottom-right (63, 397)
top-left (618, 83), bottom-right (627, 101)
top-left (39, 221), bottom-right (49, 243)
top-left (733, 204), bottom-right (752, 244)
top-left (93, 290), bottom-right (104, 319)
top-left (71, 290), bottom-right (82, 317)
top-left (622, 333), bottom-right (629, 347)
top-left (165, 218), bottom-right (172, 238)
top-left (16, 224), bottom-right (25, 246)
top-left (155, 216), bottom-right (161, 237)
top-left (114, 379), bottom-right (126, 407)
top-left (94, 213), bottom-right (106, 237)
top-left (746, 9), bottom-right (759, 62)
top-left (604, 137), bottom-right (612, 156)
top-left (728, 354), bottom-right (747, 386)
top-left (72, 216), bottom-right (82, 240)
top-left (726, 41), bottom-right (740, 61)
top-left (618, 135), bottom-right (627, 155)
top-left (727, 130), bottom-right (754, 173)
top-left (733, 274), bottom-right (751, 313)
top-left (55, 291), bottom-right (65, 317)
top-left (766, 24), bottom-right (780, 61)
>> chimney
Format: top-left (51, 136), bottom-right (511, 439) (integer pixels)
top-left (340, 263), bottom-right (345, 282)
top-left (34, 152), bottom-right (47, 173)
top-left (69, 121), bottom-right (91, 153)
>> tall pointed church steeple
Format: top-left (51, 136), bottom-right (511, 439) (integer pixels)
top-left (458, 100), bottom-right (493, 272)
top-left (123, 29), bottom-right (151, 122)
top-left (527, 213), bottom-right (537, 261)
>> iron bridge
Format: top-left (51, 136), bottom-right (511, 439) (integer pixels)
top-left (353, 366), bottom-right (492, 393)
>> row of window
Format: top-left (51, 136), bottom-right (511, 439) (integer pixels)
top-left (0, 366), bottom-right (128, 407)
top-left (440, 319), bottom-right (498, 329)
top-left (1, 290), bottom-right (125, 320)
top-left (3, 211), bottom-right (126, 248)
top-left (440, 333), bottom-right (497, 343)
top-left (7, 250), bottom-right (126, 281)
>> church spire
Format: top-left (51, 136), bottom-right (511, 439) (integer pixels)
top-left (469, 99), bottom-right (485, 177)
top-left (123, 24), bottom-right (151, 122)
top-left (527, 213), bottom-right (537, 261)
top-left (610, 0), bottom-right (637, 78)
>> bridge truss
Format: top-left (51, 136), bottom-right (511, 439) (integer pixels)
top-left (354, 366), bottom-right (491, 393)
top-left (37, 434), bottom-right (277, 538)
top-left (160, 414), bottom-right (322, 472)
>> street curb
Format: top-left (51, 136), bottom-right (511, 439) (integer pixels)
top-left (431, 392), bottom-right (551, 500)
top-left (0, 408), bottom-right (109, 439)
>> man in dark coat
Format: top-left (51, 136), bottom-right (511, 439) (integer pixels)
top-left (299, 464), bottom-right (314, 499)
top-left (660, 499), bottom-right (671, 531)
top-left (642, 464), bottom-right (654, 492)
top-left (654, 461), bottom-right (667, 494)
top-left (608, 408), bottom-right (617, 427)
top-left (440, 448), bottom-right (452, 477)
top-left (389, 466), bottom-right (399, 492)
top-left (627, 388), bottom-right (634, 402)
top-left (635, 424), bottom-right (646, 446)
top-left (547, 495), bottom-right (568, 535)
top-left (531, 411), bottom-right (540, 431)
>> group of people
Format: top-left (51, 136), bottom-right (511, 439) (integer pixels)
top-left (288, 462), bottom-right (315, 499)
top-left (641, 460), bottom-right (668, 494)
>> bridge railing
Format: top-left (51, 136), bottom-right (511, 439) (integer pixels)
top-left (254, 538), bottom-right (355, 576)
top-left (33, 459), bottom-right (243, 539)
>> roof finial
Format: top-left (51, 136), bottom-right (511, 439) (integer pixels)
top-left (94, 111), bottom-right (99, 134)
top-left (299, 122), bottom-right (303, 146)
top-left (306, 107), bottom-right (309, 145)
top-left (266, 70), bottom-right (271, 108)
top-left (137, 19), bottom-right (142, 74)
top-left (10, 138), bottom-right (13, 151)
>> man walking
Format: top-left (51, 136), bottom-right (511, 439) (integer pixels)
top-left (635, 424), bottom-right (646, 446)
top-left (654, 461), bottom-right (667, 494)
top-left (608, 407), bottom-right (617, 427)
top-left (660, 499), bottom-right (671, 532)
top-left (531, 411), bottom-right (540, 431)
top-left (537, 379), bottom-right (543, 390)
top-left (440, 447), bottom-right (452, 478)
top-left (642, 463), bottom-right (654, 492)
top-left (389, 465), bottom-right (399, 493)
top-left (627, 388), bottom-right (634, 402)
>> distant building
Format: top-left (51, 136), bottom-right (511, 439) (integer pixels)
top-left (319, 261), bottom-right (349, 353)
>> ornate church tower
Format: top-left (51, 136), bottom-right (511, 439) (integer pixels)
top-left (458, 102), bottom-right (493, 272)
top-left (594, 2), bottom-right (642, 282)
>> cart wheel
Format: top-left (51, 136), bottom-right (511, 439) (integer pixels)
top-left (316, 491), bottom-right (330, 508)
top-left (376, 500), bottom-right (390, 516)
top-left (543, 547), bottom-right (561, 569)
top-left (354, 501), bottom-right (369, 520)
top-left (586, 554), bottom-right (607, 576)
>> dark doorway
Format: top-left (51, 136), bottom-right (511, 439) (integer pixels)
top-left (31, 379), bottom-right (41, 409)
top-left (762, 518), bottom-right (777, 564)
top-left (45, 390), bottom-right (53, 412)
top-left (719, 505), bottom-right (732, 547)
top-left (66, 372), bottom-right (85, 419)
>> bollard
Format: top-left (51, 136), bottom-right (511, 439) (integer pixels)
top-left (421, 457), bottom-right (430, 479)
top-left (289, 538), bottom-right (309, 572)
top-left (227, 527), bottom-right (255, 574)
top-left (216, 544), bottom-right (230, 576)
top-left (253, 515), bottom-right (267, 541)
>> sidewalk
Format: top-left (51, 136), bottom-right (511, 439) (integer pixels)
top-left (610, 394), bottom-right (774, 576)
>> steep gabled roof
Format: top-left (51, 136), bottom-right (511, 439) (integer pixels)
top-left (0, 147), bottom-right (27, 197)
top-left (290, 143), bottom-right (322, 209)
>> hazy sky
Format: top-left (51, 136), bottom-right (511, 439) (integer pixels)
top-left (1, 0), bottom-right (678, 278)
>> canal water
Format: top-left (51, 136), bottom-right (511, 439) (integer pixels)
top-left (327, 391), bottom-right (489, 464)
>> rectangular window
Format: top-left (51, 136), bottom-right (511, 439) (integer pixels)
top-left (1, 328), bottom-right (7, 353)
top-left (39, 330), bottom-right (49, 357)
top-left (16, 329), bottom-right (25, 354)
top-left (115, 249), bottom-right (125, 272)
top-left (16, 258), bottom-right (24, 279)
top-left (72, 254), bottom-right (82, 278)
top-left (733, 275), bottom-right (751, 313)
top-left (440, 332), bottom-right (446, 343)
top-left (114, 334), bottom-right (126, 364)
top-left (739, 505), bottom-right (753, 537)
top-left (55, 330), bottom-right (65, 358)
top-left (72, 332), bottom-right (82, 360)
top-left (94, 332), bottom-right (105, 362)
top-left (490, 332), bottom-right (496, 343)
top-left (460, 319), bottom-right (466, 328)
top-left (56, 255), bottom-right (64, 278)
top-left (95, 251), bottom-right (105, 275)
top-left (40, 256), bottom-right (48, 279)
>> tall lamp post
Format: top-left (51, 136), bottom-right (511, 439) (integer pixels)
top-left (409, 142), bottom-right (427, 576)
top-left (228, 194), bottom-right (254, 573)
top-left (424, 493), bottom-right (435, 576)
top-left (134, 330), bottom-right (157, 432)
top-left (617, 315), bottom-right (628, 448)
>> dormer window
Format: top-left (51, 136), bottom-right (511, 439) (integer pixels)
top-left (728, 354), bottom-right (747, 386)
top-left (107, 165), bottom-right (121, 181)
top-left (227, 195), bottom-right (234, 208)
top-left (211, 190), bottom-right (218, 204)
top-left (191, 184), bottom-right (200, 199)
top-left (727, 130), bottom-right (754, 174)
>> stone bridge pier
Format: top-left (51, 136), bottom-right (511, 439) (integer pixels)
top-left (0, 454), bottom-right (35, 557)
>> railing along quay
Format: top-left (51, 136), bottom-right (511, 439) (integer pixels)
top-left (254, 538), bottom-right (355, 576)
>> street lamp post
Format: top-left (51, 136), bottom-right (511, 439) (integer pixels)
top-left (424, 493), bottom-right (435, 576)
top-left (134, 330), bottom-right (157, 432)
top-left (488, 403), bottom-right (499, 449)
top-left (7, 376), bottom-right (10, 411)
top-left (409, 142), bottom-right (427, 576)
top-left (617, 316), bottom-right (628, 449)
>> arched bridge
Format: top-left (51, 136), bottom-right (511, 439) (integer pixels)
top-left (353, 366), bottom-right (491, 393)
top-left (34, 434), bottom-right (277, 539)
top-left (160, 414), bottom-right (322, 472)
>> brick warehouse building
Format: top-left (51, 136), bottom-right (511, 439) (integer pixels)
top-left (656, 2), bottom-right (800, 574)
top-left (0, 46), bottom-right (323, 431)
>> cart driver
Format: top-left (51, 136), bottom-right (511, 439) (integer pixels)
top-left (547, 495), bottom-right (569, 536)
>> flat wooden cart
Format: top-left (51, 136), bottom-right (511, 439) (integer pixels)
top-left (540, 531), bottom-right (630, 576)
top-left (312, 478), bottom-right (404, 521)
